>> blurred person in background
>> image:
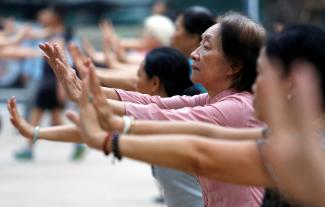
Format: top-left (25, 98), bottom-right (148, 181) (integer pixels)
top-left (82, 14), bottom-right (175, 68)
top-left (93, 6), bottom-right (215, 94)
top-left (14, 6), bottom-right (73, 161)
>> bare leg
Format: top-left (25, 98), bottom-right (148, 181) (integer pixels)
top-left (50, 108), bottom-right (63, 126)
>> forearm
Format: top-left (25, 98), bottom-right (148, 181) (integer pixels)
top-left (97, 71), bottom-right (137, 91)
top-left (101, 87), bottom-right (121, 100)
top-left (107, 99), bottom-right (125, 116)
top-left (121, 38), bottom-right (143, 50)
top-left (0, 46), bottom-right (41, 59)
top-left (119, 134), bottom-right (274, 186)
top-left (38, 124), bottom-right (82, 143)
top-left (102, 77), bottom-right (136, 91)
top-left (130, 120), bottom-right (263, 140)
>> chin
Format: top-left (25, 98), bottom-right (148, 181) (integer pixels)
top-left (190, 74), bottom-right (201, 84)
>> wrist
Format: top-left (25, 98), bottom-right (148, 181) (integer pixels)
top-left (111, 116), bottom-right (124, 133)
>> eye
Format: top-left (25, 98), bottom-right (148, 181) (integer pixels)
top-left (203, 44), bottom-right (210, 50)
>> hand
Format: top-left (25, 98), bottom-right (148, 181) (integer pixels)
top-left (68, 43), bottom-right (87, 78)
top-left (86, 59), bottom-right (124, 132)
top-left (100, 19), bottom-right (127, 64)
top-left (82, 38), bottom-right (106, 64)
top-left (7, 97), bottom-right (34, 139)
top-left (39, 43), bottom-right (82, 102)
top-left (67, 71), bottom-right (108, 151)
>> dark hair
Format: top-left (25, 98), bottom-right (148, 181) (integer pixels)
top-left (44, 6), bottom-right (73, 42)
top-left (181, 6), bottom-right (215, 40)
top-left (266, 24), bottom-right (325, 102)
top-left (144, 47), bottom-right (197, 96)
top-left (218, 12), bottom-right (265, 92)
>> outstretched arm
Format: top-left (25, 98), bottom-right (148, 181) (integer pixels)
top-left (117, 134), bottom-right (274, 186)
top-left (129, 120), bottom-right (263, 140)
top-left (72, 70), bottom-right (274, 187)
top-left (7, 97), bottom-right (82, 143)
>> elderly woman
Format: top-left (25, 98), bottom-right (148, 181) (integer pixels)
top-left (10, 13), bottom-right (266, 207)
top-left (65, 25), bottom-right (325, 206)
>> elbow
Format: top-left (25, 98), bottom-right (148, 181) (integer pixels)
top-left (186, 138), bottom-right (210, 176)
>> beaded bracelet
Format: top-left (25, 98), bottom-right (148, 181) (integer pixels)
top-left (102, 133), bottom-right (112, 156)
top-left (111, 133), bottom-right (122, 160)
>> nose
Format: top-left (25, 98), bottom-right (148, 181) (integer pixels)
top-left (190, 48), bottom-right (199, 61)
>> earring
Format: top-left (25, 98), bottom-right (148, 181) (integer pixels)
top-left (287, 94), bottom-right (292, 100)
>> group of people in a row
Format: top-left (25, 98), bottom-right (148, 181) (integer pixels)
top-left (5, 4), bottom-right (325, 207)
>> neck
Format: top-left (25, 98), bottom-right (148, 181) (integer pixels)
top-left (158, 89), bottom-right (168, 98)
top-left (206, 82), bottom-right (234, 98)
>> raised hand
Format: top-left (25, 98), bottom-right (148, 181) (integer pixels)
top-left (100, 19), bottom-right (127, 64)
top-left (67, 70), bottom-right (108, 151)
top-left (39, 43), bottom-right (82, 102)
top-left (7, 97), bottom-right (34, 139)
top-left (68, 43), bottom-right (88, 78)
top-left (86, 59), bottom-right (124, 132)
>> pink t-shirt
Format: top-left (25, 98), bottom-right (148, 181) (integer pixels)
top-left (116, 89), bottom-right (264, 207)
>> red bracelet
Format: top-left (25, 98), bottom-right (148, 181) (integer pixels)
top-left (102, 133), bottom-right (112, 156)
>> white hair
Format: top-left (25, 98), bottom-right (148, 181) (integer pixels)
top-left (143, 15), bottom-right (175, 46)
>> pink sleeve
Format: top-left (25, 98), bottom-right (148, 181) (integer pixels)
top-left (115, 89), bottom-right (207, 109)
top-left (124, 96), bottom-right (253, 127)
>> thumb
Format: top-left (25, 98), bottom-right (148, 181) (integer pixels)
top-left (66, 110), bottom-right (80, 127)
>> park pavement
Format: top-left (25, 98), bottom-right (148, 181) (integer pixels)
top-left (0, 103), bottom-right (164, 207)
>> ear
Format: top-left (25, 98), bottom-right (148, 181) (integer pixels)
top-left (227, 62), bottom-right (242, 76)
top-left (150, 76), bottom-right (161, 93)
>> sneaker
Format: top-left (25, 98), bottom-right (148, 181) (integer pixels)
top-left (14, 148), bottom-right (33, 161)
top-left (153, 195), bottom-right (165, 204)
top-left (71, 144), bottom-right (86, 161)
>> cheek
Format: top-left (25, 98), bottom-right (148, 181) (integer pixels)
top-left (252, 80), bottom-right (265, 121)
top-left (136, 78), bottom-right (151, 94)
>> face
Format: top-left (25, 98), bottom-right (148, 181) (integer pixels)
top-left (253, 48), bottom-right (288, 122)
top-left (142, 35), bottom-right (160, 50)
top-left (37, 10), bottom-right (57, 26)
top-left (135, 61), bottom-right (156, 95)
top-left (170, 15), bottom-right (197, 55)
top-left (190, 24), bottom-right (232, 91)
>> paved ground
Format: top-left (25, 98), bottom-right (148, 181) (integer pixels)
top-left (0, 103), bottom-right (164, 207)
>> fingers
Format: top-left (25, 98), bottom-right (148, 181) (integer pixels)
top-left (80, 69), bottom-right (91, 107)
top-left (7, 97), bottom-right (19, 120)
top-left (54, 44), bottom-right (68, 65)
top-left (7, 97), bottom-right (22, 129)
top-left (54, 58), bottom-right (68, 78)
top-left (68, 43), bottom-right (86, 78)
top-left (66, 110), bottom-right (81, 127)
top-left (86, 59), bottom-right (106, 105)
top-left (82, 38), bottom-right (96, 55)
top-left (39, 42), bottom-right (55, 58)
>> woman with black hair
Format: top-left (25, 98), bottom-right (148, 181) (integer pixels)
top-left (135, 47), bottom-right (203, 206)
top-left (171, 6), bottom-right (215, 93)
